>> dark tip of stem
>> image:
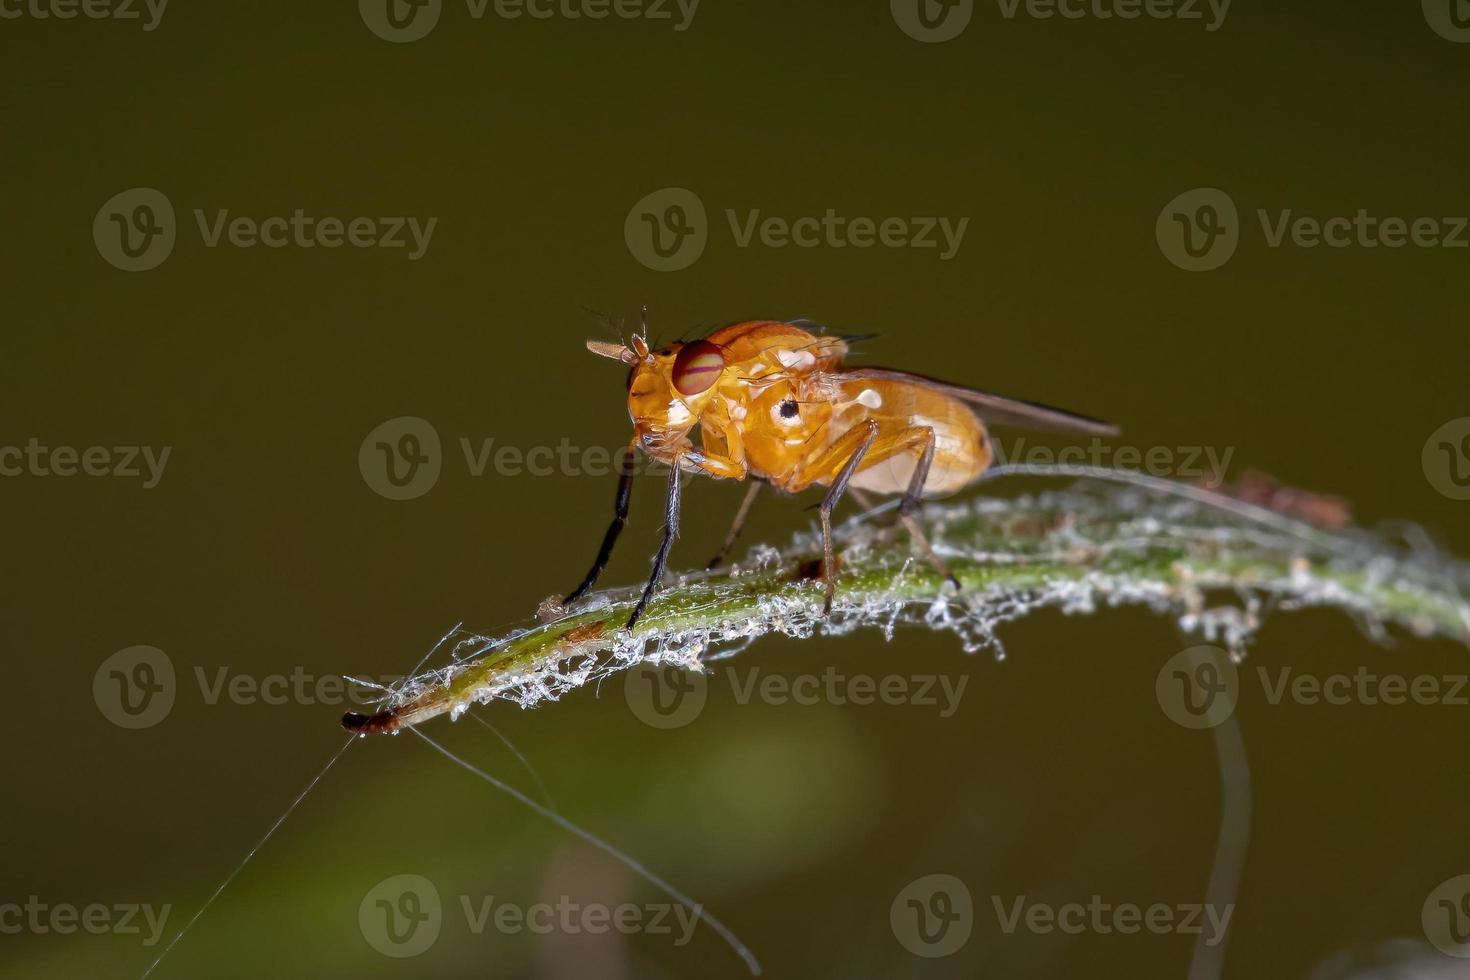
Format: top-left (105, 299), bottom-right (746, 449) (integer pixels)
top-left (341, 709), bottom-right (399, 735)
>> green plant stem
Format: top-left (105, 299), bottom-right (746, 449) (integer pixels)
top-left (344, 479), bottom-right (1470, 734)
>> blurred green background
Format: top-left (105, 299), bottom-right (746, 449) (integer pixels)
top-left (3, 1), bottom-right (1469, 977)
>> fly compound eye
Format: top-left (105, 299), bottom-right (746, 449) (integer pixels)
top-left (671, 340), bottom-right (726, 397)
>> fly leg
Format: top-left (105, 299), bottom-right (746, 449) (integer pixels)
top-left (706, 481), bottom-right (761, 570)
top-left (626, 457), bottom-right (684, 631)
top-left (789, 424), bottom-right (959, 609)
top-left (816, 421), bottom-right (881, 615)
top-left (895, 428), bottom-right (960, 591)
top-left (564, 441), bottom-right (637, 606)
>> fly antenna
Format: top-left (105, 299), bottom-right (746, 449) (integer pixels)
top-left (638, 304), bottom-right (666, 350)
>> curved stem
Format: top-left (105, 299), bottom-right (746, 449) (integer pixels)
top-left (346, 478), bottom-right (1470, 734)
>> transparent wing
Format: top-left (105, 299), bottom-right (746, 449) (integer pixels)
top-left (835, 367), bottom-right (1119, 436)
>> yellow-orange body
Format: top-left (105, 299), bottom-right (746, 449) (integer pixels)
top-left (578, 316), bottom-right (1114, 625)
top-left (626, 320), bottom-right (991, 497)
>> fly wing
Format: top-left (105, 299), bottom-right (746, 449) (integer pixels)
top-left (836, 367), bottom-right (1119, 436)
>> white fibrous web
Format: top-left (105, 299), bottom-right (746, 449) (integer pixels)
top-left (372, 477), bottom-right (1470, 727)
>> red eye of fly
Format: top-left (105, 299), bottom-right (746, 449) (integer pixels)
top-left (671, 340), bottom-right (726, 397)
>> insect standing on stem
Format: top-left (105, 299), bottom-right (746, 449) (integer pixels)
top-left (570, 317), bottom-right (1119, 630)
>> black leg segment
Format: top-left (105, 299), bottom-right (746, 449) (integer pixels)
top-left (564, 443), bottom-right (637, 605)
top-left (626, 457), bottom-right (684, 631)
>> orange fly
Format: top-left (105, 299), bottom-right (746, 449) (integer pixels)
top-left (572, 318), bottom-right (1118, 630)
